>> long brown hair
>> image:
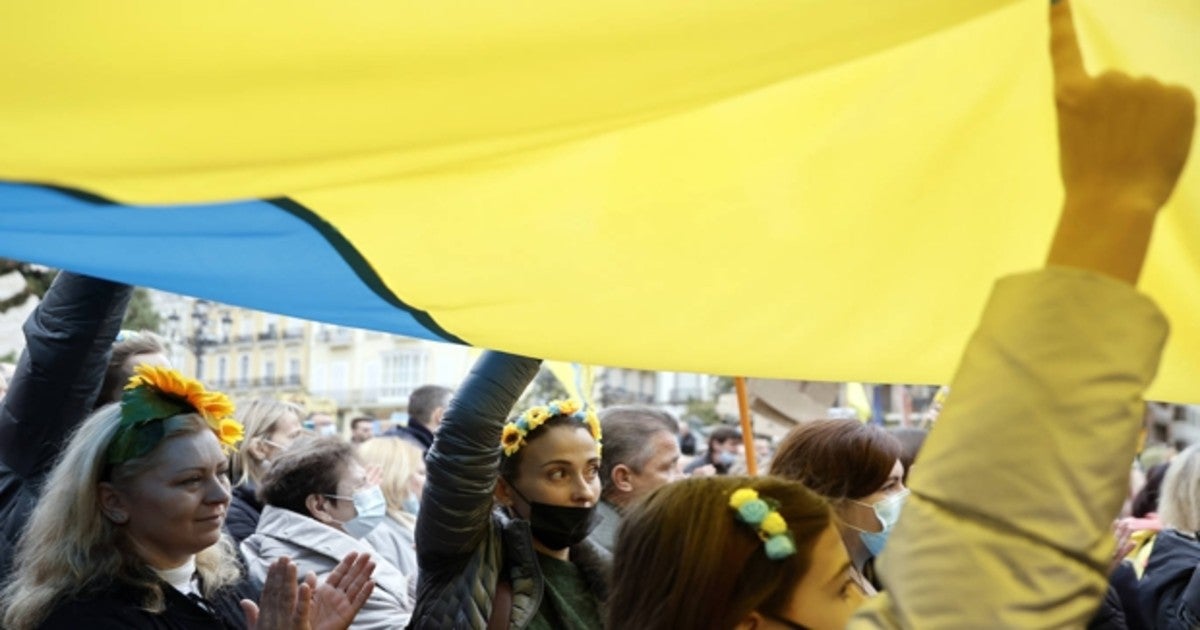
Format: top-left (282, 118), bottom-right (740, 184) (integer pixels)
top-left (608, 476), bottom-right (831, 630)
top-left (769, 419), bottom-right (901, 500)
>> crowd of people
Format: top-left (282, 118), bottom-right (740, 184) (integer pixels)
top-left (0, 2), bottom-right (1194, 628)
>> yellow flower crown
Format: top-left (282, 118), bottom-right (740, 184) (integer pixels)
top-left (501, 399), bottom-right (602, 457)
top-left (106, 364), bottom-right (244, 465)
top-left (729, 488), bottom-right (797, 560)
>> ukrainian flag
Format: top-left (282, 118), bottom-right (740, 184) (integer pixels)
top-left (1, 1), bottom-right (1196, 401)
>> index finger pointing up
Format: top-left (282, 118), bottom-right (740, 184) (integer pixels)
top-left (1051, 0), bottom-right (1088, 87)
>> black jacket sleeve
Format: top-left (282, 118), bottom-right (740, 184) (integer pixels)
top-left (0, 272), bottom-right (132, 478)
top-left (415, 351), bottom-right (541, 563)
top-left (0, 272), bottom-right (132, 580)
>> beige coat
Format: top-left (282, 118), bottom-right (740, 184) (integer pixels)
top-left (852, 268), bottom-right (1168, 629)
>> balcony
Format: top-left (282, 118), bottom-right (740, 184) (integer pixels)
top-left (308, 386), bottom-right (412, 408)
top-left (318, 328), bottom-right (353, 347)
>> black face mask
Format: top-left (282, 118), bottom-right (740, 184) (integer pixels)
top-left (506, 481), bottom-right (600, 550)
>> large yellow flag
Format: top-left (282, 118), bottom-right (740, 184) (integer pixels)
top-left (0, 1), bottom-right (1196, 401)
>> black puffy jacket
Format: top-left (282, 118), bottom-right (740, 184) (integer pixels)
top-left (0, 272), bottom-right (132, 578)
top-left (409, 351), bottom-right (610, 629)
top-left (1138, 530), bottom-right (1200, 629)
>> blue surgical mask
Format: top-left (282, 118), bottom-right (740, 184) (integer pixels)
top-left (325, 486), bottom-right (387, 538)
top-left (715, 451), bottom-right (737, 467)
top-left (850, 488), bottom-right (909, 557)
top-left (318, 425), bottom-right (338, 437)
top-left (401, 496), bottom-right (420, 516)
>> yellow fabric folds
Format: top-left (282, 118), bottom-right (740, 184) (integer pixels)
top-left (1, 1), bottom-right (1197, 401)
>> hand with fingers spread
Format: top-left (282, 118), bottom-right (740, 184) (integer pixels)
top-left (1046, 0), bottom-right (1196, 283)
top-left (242, 557), bottom-right (313, 630)
top-left (242, 554), bottom-right (376, 630)
top-left (310, 552), bottom-right (378, 630)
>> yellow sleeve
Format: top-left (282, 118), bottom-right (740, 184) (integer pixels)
top-left (851, 267), bottom-right (1168, 629)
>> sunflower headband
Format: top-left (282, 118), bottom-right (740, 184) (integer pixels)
top-left (729, 488), bottom-right (797, 560)
top-left (501, 399), bottom-right (602, 457)
top-left (106, 365), bottom-right (245, 465)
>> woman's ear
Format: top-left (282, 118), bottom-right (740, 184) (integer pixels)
top-left (98, 482), bottom-right (129, 525)
top-left (494, 476), bottom-right (514, 509)
top-left (246, 438), bottom-right (267, 463)
top-left (305, 493), bottom-right (335, 524)
top-left (735, 611), bottom-right (764, 630)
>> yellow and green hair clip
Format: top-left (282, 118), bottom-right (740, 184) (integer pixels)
top-left (729, 488), bottom-right (797, 560)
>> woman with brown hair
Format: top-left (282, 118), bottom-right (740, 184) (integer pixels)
top-left (409, 352), bottom-right (609, 629)
top-left (610, 475), bottom-right (860, 630)
top-left (242, 436), bottom-right (412, 629)
top-left (768, 420), bottom-right (905, 593)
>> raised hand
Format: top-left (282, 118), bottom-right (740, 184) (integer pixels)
top-left (242, 557), bottom-right (313, 630)
top-left (310, 551), bottom-right (377, 630)
top-left (1046, 0), bottom-right (1196, 282)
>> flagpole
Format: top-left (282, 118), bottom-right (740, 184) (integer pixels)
top-left (734, 377), bottom-right (757, 475)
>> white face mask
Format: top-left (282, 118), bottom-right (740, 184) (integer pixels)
top-left (849, 488), bottom-right (910, 557)
top-left (324, 486), bottom-right (387, 538)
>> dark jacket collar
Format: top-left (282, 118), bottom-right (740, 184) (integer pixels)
top-left (400, 422), bottom-right (435, 451)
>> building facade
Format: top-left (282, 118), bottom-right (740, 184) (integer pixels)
top-left (152, 292), bottom-right (471, 430)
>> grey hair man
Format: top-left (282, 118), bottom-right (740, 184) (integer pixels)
top-left (589, 405), bottom-right (682, 552)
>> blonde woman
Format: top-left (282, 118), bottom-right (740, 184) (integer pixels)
top-left (0, 367), bottom-right (374, 630)
top-left (226, 398), bottom-right (306, 544)
top-left (359, 437), bottom-right (426, 592)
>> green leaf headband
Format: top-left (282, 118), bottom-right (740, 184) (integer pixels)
top-left (501, 399), bottom-right (602, 457)
top-left (106, 364), bottom-right (244, 465)
top-left (729, 488), bottom-right (797, 560)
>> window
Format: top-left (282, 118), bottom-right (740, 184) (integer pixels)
top-left (288, 358), bottom-right (302, 384)
top-left (364, 360), bottom-right (382, 403)
top-left (264, 360), bottom-right (276, 381)
top-left (283, 317), bottom-right (305, 339)
top-left (239, 354), bottom-right (250, 385)
top-left (217, 356), bottom-right (228, 385)
top-left (382, 350), bottom-right (428, 400)
top-left (330, 361), bottom-right (349, 395)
